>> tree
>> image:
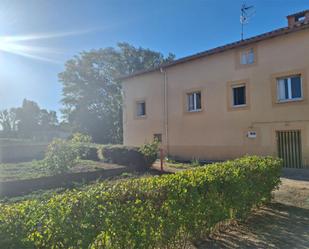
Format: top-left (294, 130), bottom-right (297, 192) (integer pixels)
top-left (0, 99), bottom-right (59, 139)
top-left (59, 42), bottom-right (175, 143)
top-left (15, 99), bottom-right (41, 137)
top-left (0, 109), bottom-right (18, 136)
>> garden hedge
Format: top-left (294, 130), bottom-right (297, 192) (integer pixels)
top-left (101, 145), bottom-right (157, 170)
top-left (78, 143), bottom-right (100, 161)
top-left (0, 156), bottom-right (282, 249)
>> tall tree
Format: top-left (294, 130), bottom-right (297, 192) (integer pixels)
top-left (0, 99), bottom-right (59, 139)
top-left (0, 109), bottom-right (18, 135)
top-left (59, 42), bottom-right (175, 143)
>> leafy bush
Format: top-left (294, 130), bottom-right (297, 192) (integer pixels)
top-left (69, 133), bottom-right (100, 161)
top-left (102, 141), bottom-right (158, 170)
top-left (138, 139), bottom-right (159, 166)
top-left (78, 144), bottom-right (100, 161)
top-left (70, 132), bottom-right (92, 144)
top-left (0, 156), bottom-right (282, 249)
top-left (101, 145), bottom-right (146, 170)
top-left (43, 139), bottom-right (79, 174)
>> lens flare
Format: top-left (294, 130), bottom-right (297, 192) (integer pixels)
top-left (0, 29), bottom-right (96, 63)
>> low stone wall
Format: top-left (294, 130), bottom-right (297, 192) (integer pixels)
top-left (0, 165), bottom-right (130, 197)
top-left (0, 143), bottom-right (48, 163)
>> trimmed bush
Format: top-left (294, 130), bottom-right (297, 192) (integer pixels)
top-left (78, 144), bottom-right (100, 161)
top-left (101, 141), bottom-right (158, 170)
top-left (69, 133), bottom-right (100, 161)
top-left (102, 145), bottom-right (145, 169)
top-left (0, 156), bottom-right (282, 249)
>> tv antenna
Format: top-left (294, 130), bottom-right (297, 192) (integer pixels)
top-left (240, 3), bottom-right (255, 40)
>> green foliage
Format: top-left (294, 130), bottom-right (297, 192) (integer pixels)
top-left (69, 133), bottom-right (100, 161)
top-left (190, 158), bottom-right (201, 167)
top-left (138, 139), bottom-right (159, 166)
top-left (0, 156), bottom-right (282, 249)
top-left (70, 132), bottom-right (92, 144)
top-left (43, 139), bottom-right (79, 174)
top-left (102, 141), bottom-right (158, 170)
top-left (101, 145), bottom-right (146, 170)
top-left (59, 42), bottom-right (175, 144)
top-left (0, 99), bottom-right (59, 139)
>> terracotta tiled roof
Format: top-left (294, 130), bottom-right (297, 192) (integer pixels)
top-left (119, 21), bottom-right (309, 81)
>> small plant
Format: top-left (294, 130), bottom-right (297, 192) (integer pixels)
top-left (191, 158), bottom-right (201, 167)
top-left (43, 139), bottom-right (79, 174)
top-left (138, 139), bottom-right (159, 167)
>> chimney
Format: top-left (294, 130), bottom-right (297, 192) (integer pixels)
top-left (287, 10), bottom-right (309, 28)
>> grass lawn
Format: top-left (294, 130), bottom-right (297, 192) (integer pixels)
top-left (0, 160), bottom-right (112, 182)
top-left (153, 159), bottom-right (204, 171)
top-left (0, 170), bottom-right (158, 204)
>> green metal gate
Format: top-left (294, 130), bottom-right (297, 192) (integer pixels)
top-left (276, 130), bottom-right (302, 168)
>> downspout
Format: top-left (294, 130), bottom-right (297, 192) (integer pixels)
top-left (160, 67), bottom-right (169, 154)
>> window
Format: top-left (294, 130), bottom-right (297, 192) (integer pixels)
top-left (136, 101), bottom-right (146, 116)
top-left (277, 75), bottom-right (302, 102)
top-left (240, 48), bottom-right (254, 65)
top-left (232, 85), bottom-right (246, 106)
top-left (187, 91), bottom-right (201, 112)
top-left (153, 133), bottom-right (162, 142)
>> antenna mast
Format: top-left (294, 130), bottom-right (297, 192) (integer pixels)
top-left (240, 3), bottom-right (255, 40)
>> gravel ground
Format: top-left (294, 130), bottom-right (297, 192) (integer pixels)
top-left (197, 174), bottom-right (309, 249)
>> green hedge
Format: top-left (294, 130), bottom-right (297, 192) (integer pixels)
top-left (101, 145), bottom-right (157, 170)
top-left (78, 143), bottom-right (100, 161)
top-left (0, 156), bottom-right (282, 249)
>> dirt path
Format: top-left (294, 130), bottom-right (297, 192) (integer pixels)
top-left (198, 178), bottom-right (309, 249)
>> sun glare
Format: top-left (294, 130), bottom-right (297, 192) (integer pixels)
top-left (0, 29), bottom-right (96, 64)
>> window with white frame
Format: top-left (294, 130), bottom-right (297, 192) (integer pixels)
top-left (136, 101), bottom-right (146, 116)
top-left (232, 85), bottom-right (246, 106)
top-left (240, 48), bottom-right (255, 65)
top-left (187, 91), bottom-right (201, 112)
top-left (277, 75), bottom-right (302, 102)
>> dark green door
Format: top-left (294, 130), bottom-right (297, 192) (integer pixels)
top-left (277, 130), bottom-right (302, 168)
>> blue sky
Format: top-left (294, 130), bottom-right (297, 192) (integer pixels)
top-left (0, 0), bottom-right (308, 117)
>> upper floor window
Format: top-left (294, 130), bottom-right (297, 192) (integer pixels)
top-left (187, 91), bottom-right (201, 112)
top-left (240, 48), bottom-right (255, 65)
top-left (136, 101), bottom-right (146, 117)
top-left (232, 85), bottom-right (246, 106)
top-left (277, 75), bottom-right (302, 102)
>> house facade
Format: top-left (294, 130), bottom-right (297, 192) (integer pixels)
top-left (121, 10), bottom-right (309, 168)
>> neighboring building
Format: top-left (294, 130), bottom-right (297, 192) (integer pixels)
top-left (120, 10), bottom-right (309, 168)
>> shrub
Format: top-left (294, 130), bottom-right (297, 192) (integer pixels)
top-left (78, 144), bottom-right (100, 161)
top-left (101, 145), bottom-right (146, 170)
top-left (43, 139), bottom-right (79, 174)
top-left (138, 139), bottom-right (159, 166)
top-left (102, 141), bottom-right (158, 170)
top-left (0, 156), bottom-right (282, 249)
top-left (69, 133), bottom-right (100, 161)
top-left (70, 132), bottom-right (92, 143)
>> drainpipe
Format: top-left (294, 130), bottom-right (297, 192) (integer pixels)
top-left (160, 67), bottom-right (169, 155)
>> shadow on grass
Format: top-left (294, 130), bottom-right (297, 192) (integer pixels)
top-left (198, 203), bottom-right (309, 249)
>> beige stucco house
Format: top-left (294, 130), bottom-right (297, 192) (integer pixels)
top-left (120, 10), bottom-right (309, 168)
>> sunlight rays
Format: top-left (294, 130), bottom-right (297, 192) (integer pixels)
top-left (0, 29), bottom-right (97, 64)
